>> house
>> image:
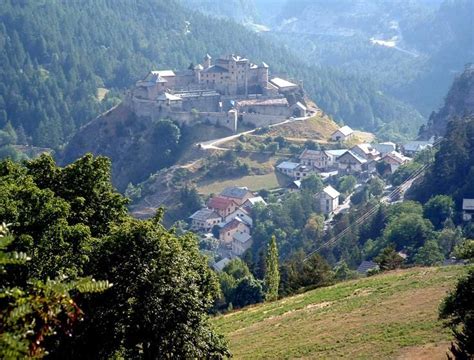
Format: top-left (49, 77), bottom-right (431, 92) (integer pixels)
top-left (402, 140), bottom-right (433, 157)
top-left (356, 260), bottom-right (379, 275)
top-left (380, 151), bottom-right (410, 173)
top-left (224, 207), bottom-right (253, 227)
top-left (189, 208), bottom-right (222, 232)
top-left (325, 149), bottom-right (348, 168)
top-left (207, 196), bottom-right (239, 217)
top-left (315, 185), bottom-right (340, 214)
top-left (337, 150), bottom-right (367, 172)
top-left (463, 199), bottom-right (474, 221)
top-left (373, 142), bottom-right (396, 155)
top-left (299, 149), bottom-right (328, 169)
top-left (242, 196), bottom-right (267, 210)
top-left (288, 180), bottom-right (301, 191)
top-left (331, 125), bottom-right (354, 142)
top-left (291, 101), bottom-right (307, 117)
top-left (350, 143), bottom-right (380, 160)
top-left (220, 186), bottom-right (254, 205)
top-left (232, 232), bottom-right (253, 256)
top-left (276, 161), bottom-right (300, 177)
top-left (213, 257), bottom-right (232, 272)
top-left (219, 217), bottom-right (251, 245)
top-left (293, 164), bottom-right (314, 180)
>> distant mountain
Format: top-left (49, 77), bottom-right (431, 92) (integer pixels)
top-left (419, 64), bottom-right (474, 139)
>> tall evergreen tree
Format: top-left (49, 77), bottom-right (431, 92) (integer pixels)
top-left (264, 235), bottom-right (280, 302)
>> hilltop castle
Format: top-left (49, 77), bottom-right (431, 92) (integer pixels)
top-left (128, 54), bottom-right (309, 132)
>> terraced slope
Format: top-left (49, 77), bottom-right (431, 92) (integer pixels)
top-left (213, 266), bottom-right (469, 359)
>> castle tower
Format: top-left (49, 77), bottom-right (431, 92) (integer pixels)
top-left (203, 54), bottom-right (211, 69)
top-left (194, 64), bottom-right (203, 83)
top-left (258, 62), bottom-right (269, 86)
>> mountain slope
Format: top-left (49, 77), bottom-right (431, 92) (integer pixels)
top-left (214, 266), bottom-right (468, 359)
top-left (1, 0), bottom-right (425, 155)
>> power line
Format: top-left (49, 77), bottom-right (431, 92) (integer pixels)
top-left (303, 137), bottom-right (443, 261)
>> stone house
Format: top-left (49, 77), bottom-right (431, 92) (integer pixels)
top-left (350, 143), bottom-right (380, 160)
top-left (219, 186), bottom-right (254, 206)
top-left (207, 196), bottom-right (239, 217)
top-left (299, 149), bottom-right (328, 170)
top-left (331, 126), bottom-right (354, 142)
top-left (380, 151), bottom-right (410, 173)
top-left (276, 161), bottom-right (300, 177)
top-left (242, 196), bottom-right (267, 210)
top-left (189, 208), bottom-right (222, 232)
top-left (337, 151), bottom-right (367, 172)
top-left (462, 199), bottom-right (474, 221)
top-left (219, 217), bottom-right (251, 245)
top-left (224, 207), bottom-right (253, 227)
top-left (232, 232), bottom-right (253, 256)
top-left (315, 185), bottom-right (340, 214)
top-left (373, 142), bottom-right (396, 155)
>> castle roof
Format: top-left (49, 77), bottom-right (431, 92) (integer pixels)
top-left (156, 92), bottom-right (182, 101)
top-left (236, 98), bottom-right (288, 107)
top-left (151, 70), bottom-right (175, 77)
top-left (270, 77), bottom-right (298, 89)
top-left (202, 65), bottom-right (229, 73)
top-left (260, 61), bottom-right (269, 68)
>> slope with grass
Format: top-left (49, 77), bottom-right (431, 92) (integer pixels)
top-left (214, 266), bottom-right (469, 359)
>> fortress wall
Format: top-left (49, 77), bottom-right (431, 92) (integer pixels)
top-left (181, 95), bottom-right (220, 112)
top-left (241, 113), bottom-right (285, 128)
top-left (166, 111), bottom-right (237, 132)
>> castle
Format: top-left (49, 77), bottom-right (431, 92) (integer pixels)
top-left (128, 54), bottom-right (309, 132)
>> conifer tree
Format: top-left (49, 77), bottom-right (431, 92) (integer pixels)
top-left (264, 235), bottom-right (280, 301)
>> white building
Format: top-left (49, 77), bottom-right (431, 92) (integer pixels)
top-left (276, 161), bottom-right (300, 177)
top-left (331, 126), bottom-right (354, 142)
top-left (316, 185), bottom-right (340, 214)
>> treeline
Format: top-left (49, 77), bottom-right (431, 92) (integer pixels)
top-left (0, 0), bottom-right (424, 154)
top-left (0, 154), bottom-right (229, 358)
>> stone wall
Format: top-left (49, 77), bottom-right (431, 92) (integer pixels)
top-left (241, 113), bottom-right (286, 128)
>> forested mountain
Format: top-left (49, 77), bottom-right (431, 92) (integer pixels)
top-left (420, 64), bottom-right (474, 139)
top-left (0, 0), bottom-right (426, 155)
top-left (182, 0), bottom-right (473, 118)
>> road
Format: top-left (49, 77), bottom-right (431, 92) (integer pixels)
top-left (198, 115), bottom-right (311, 150)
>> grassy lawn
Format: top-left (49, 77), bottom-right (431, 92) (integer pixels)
top-left (213, 266), bottom-right (469, 359)
top-left (197, 171), bottom-right (290, 195)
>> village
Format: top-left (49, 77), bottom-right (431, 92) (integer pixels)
top-left (187, 123), bottom-right (437, 272)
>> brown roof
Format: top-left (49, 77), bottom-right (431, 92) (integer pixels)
top-left (221, 218), bottom-right (247, 232)
top-left (207, 196), bottom-right (237, 210)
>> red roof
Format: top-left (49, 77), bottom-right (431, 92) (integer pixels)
top-left (207, 196), bottom-right (237, 210)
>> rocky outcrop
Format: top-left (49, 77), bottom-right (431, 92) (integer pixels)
top-left (419, 64), bottom-right (474, 139)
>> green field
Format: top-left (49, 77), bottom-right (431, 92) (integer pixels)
top-left (213, 266), bottom-right (469, 359)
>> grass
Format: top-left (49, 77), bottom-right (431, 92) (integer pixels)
top-left (197, 171), bottom-right (290, 195)
top-left (266, 114), bottom-right (339, 141)
top-left (213, 266), bottom-right (469, 359)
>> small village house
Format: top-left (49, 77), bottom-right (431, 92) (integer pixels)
top-left (224, 207), bottom-right (253, 227)
top-left (324, 149), bottom-right (348, 168)
top-left (331, 125), bottom-right (354, 142)
top-left (299, 149), bottom-right (328, 169)
top-left (232, 232), bottom-right (253, 256)
top-left (380, 151), bottom-right (410, 173)
top-left (463, 199), bottom-right (474, 221)
top-left (219, 217), bottom-right (251, 245)
top-left (189, 208), bottom-right (222, 232)
top-left (402, 140), bottom-right (433, 157)
top-left (242, 196), bottom-right (267, 210)
top-left (373, 142), bottom-right (396, 155)
top-left (350, 143), bottom-right (380, 160)
top-left (276, 161), bottom-right (300, 177)
top-left (337, 150), bottom-right (367, 173)
top-left (207, 196), bottom-right (239, 217)
top-left (213, 257), bottom-right (231, 272)
top-left (315, 185), bottom-right (340, 214)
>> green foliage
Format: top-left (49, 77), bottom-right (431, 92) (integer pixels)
top-left (334, 261), bottom-right (359, 281)
top-left (454, 240), bottom-right (474, 262)
top-left (368, 176), bottom-right (384, 197)
top-left (423, 195), bottom-right (455, 230)
top-left (337, 175), bottom-right (357, 194)
top-left (301, 174), bottom-right (323, 194)
top-left (414, 240), bottom-right (445, 266)
top-left (264, 236), bottom-right (280, 301)
top-left (439, 268), bottom-right (474, 359)
top-left (375, 245), bottom-right (404, 271)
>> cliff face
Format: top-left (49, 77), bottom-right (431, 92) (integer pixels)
top-left (61, 102), bottom-right (233, 191)
top-left (419, 64), bottom-right (474, 139)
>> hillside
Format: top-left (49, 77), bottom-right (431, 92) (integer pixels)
top-left (419, 64), bottom-right (474, 139)
top-left (1, 0), bottom-right (426, 157)
top-left (214, 266), bottom-right (468, 359)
